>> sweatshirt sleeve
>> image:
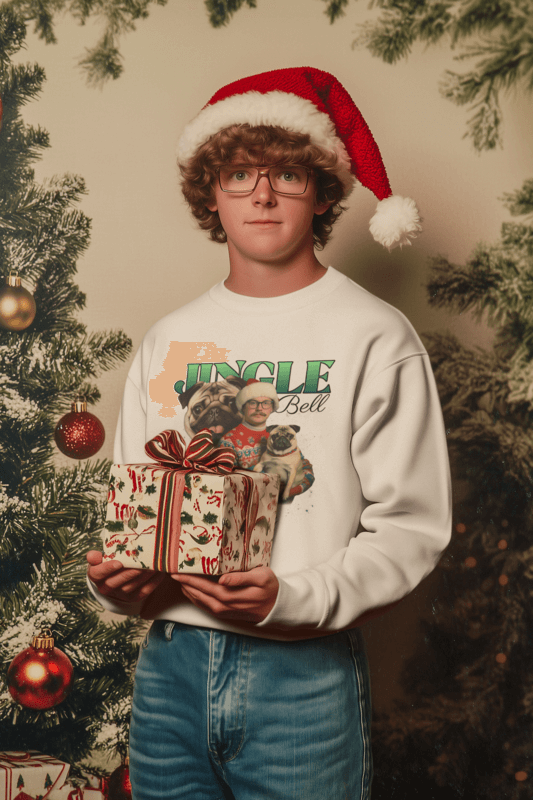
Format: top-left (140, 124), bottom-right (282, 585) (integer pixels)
top-left (87, 574), bottom-right (144, 617)
top-left (257, 353), bottom-right (452, 631)
top-left (114, 373), bottom-right (149, 464)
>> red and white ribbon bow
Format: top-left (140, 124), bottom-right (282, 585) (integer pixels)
top-left (144, 429), bottom-right (235, 474)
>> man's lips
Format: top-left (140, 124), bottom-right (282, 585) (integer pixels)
top-left (247, 220), bottom-right (281, 225)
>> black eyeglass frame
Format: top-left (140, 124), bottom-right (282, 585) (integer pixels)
top-left (244, 399), bottom-right (275, 409)
top-left (217, 165), bottom-right (312, 195)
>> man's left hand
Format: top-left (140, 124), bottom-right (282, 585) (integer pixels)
top-left (171, 566), bottom-right (278, 623)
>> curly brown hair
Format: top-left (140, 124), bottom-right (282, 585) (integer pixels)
top-left (179, 125), bottom-right (346, 250)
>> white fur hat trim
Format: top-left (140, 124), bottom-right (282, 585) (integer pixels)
top-left (369, 195), bottom-right (422, 250)
top-left (235, 379), bottom-right (279, 412)
top-left (177, 91), bottom-right (355, 196)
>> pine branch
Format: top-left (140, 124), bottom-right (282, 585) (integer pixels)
top-left (0, 5), bottom-right (27, 64)
top-left (204, 0), bottom-right (257, 28)
top-left (0, 124), bottom-right (49, 197)
top-left (0, 61), bottom-right (46, 109)
top-left (357, 12), bottom-right (418, 65)
top-left (463, 90), bottom-right (502, 151)
top-left (8, 0), bottom-right (169, 84)
top-left (0, 330), bottom-right (122, 415)
top-left (322, 0), bottom-right (349, 24)
top-left (448, 416), bottom-right (533, 487)
top-left (422, 331), bottom-right (507, 416)
top-left (353, 0), bottom-right (533, 151)
top-left (427, 246), bottom-right (533, 334)
top-left (456, 34), bottom-right (532, 96)
top-left (0, 177), bottom-right (73, 234)
top-left (88, 329), bottom-right (133, 371)
top-left (501, 179), bottom-right (533, 216)
top-left (439, 27), bottom-right (533, 149)
top-left (451, 0), bottom-right (528, 43)
top-left (79, 32), bottom-right (124, 86)
top-left (428, 252), bottom-right (502, 318)
top-left (30, 462), bottom-right (110, 536)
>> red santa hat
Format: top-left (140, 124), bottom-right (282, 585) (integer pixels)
top-left (236, 379), bottom-right (279, 412)
top-left (177, 66), bottom-right (421, 250)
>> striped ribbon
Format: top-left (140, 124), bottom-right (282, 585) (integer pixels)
top-left (144, 429), bottom-right (235, 474)
top-left (144, 429), bottom-right (236, 572)
top-left (239, 474), bottom-right (260, 571)
top-left (153, 469), bottom-right (185, 572)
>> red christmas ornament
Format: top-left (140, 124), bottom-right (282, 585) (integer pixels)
top-left (108, 759), bottom-right (132, 800)
top-left (55, 399), bottom-right (105, 459)
top-left (7, 630), bottom-right (74, 709)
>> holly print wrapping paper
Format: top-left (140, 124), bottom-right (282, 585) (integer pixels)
top-left (101, 430), bottom-right (280, 575)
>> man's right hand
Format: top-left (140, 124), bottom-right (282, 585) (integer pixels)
top-left (86, 551), bottom-right (165, 604)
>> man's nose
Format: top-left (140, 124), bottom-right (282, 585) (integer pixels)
top-left (252, 175), bottom-right (276, 204)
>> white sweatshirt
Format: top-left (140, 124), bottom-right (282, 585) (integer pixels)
top-left (90, 267), bottom-right (451, 640)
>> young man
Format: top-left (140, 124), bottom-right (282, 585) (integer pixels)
top-left (87, 67), bottom-right (451, 800)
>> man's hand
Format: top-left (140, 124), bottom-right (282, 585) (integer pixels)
top-left (172, 566), bottom-right (278, 623)
top-left (87, 551), bottom-right (165, 604)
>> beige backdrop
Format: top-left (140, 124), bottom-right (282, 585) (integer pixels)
top-left (14, 0), bottom-right (532, 709)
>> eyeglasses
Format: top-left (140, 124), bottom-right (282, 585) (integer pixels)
top-left (245, 400), bottom-right (274, 409)
top-left (218, 165), bottom-right (311, 195)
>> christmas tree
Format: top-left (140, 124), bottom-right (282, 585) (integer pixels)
top-left (0, 6), bottom-right (145, 765)
top-left (371, 180), bottom-right (533, 800)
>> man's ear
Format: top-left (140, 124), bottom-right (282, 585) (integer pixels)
top-left (314, 200), bottom-right (331, 217)
top-left (206, 197), bottom-right (218, 212)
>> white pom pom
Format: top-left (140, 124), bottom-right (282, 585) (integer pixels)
top-left (369, 195), bottom-right (422, 250)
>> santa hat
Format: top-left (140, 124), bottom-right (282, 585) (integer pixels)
top-left (236, 379), bottom-right (279, 412)
top-left (177, 66), bottom-right (421, 250)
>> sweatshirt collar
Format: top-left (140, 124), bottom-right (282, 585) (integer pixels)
top-left (209, 267), bottom-right (346, 315)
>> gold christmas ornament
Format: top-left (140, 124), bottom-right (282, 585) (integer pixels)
top-left (0, 275), bottom-right (37, 331)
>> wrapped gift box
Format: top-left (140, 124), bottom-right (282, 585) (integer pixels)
top-left (0, 751), bottom-right (69, 800)
top-left (101, 430), bottom-right (280, 575)
top-left (46, 787), bottom-right (84, 800)
top-left (47, 769), bottom-right (107, 800)
top-left (47, 784), bottom-right (105, 800)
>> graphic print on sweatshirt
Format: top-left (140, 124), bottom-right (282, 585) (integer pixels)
top-left (149, 342), bottom-right (335, 503)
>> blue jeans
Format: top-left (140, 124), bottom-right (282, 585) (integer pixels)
top-left (130, 621), bottom-right (372, 800)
